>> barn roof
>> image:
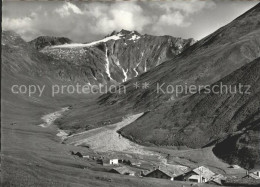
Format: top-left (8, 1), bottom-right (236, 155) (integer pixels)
top-left (145, 168), bottom-right (174, 178)
top-left (192, 166), bottom-right (215, 180)
top-left (111, 166), bottom-right (134, 175)
top-left (145, 165), bottom-right (189, 178)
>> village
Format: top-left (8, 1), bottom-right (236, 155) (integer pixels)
top-left (70, 151), bottom-right (260, 186)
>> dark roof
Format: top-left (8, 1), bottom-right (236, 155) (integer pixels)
top-left (111, 166), bottom-right (135, 175)
top-left (145, 165), bottom-right (189, 178)
top-left (145, 168), bottom-right (174, 178)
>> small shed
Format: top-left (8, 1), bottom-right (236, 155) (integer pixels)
top-left (102, 158), bottom-right (119, 166)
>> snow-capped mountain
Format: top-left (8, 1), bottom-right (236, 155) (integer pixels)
top-left (31, 29), bottom-right (195, 84)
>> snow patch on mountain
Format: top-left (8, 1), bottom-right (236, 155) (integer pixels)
top-left (133, 63), bottom-right (140, 77)
top-left (51, 34), bottom-right (123, 48)
top-left (105, 45), bottom-right (114, 81)
top-left (134, 52), bottom-right (144, 77)
top-left (122, 68), bottom-right (128, 82)
top-left (114, 59), bottom-right (128, 82)
top-left (129, 34), bottom-right (141, 41)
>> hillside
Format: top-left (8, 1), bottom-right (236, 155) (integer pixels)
top-left (119, 58), bottom-right (259, 169)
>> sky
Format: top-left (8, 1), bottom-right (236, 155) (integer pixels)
top-left (2, 0), bottom-right (259, 42)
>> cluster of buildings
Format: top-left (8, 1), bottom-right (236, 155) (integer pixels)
top-left (142, 166), bottom-right (226, 185)
top-left (103, 159), bottom-right (227, 185)
top-left (71, 152), bottom-right (260, 185)
top-left (107, 161), bottom-right (260, 186)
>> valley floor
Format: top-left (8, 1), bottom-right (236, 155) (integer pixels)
top-left (0, 94), bottom-right (255, 187)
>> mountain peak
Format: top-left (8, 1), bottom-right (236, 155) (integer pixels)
top-left (107, 29), bottom-right (141, 37)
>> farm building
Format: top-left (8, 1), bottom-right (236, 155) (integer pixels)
top-left (102, 158), bottom-right (119, 166)
top-left (175, 166), bottom-right (215, 183)
top-left (244, 169), bottom-right (260, 179)
top-left (110, 166), bottom-right (135, 176)
top-left (144, 167), bottom-right (175, 181)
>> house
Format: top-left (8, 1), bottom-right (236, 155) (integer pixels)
top-left (109, 159), bottom-right (119, 165)
top-left (244, 169), bottom-right (260, 179)
top-left (144, 167), bottom-right (175, 181)
top-left (175, 166), bottom-right (215, 183)
top-left (110, 166), bottom-right (135, 176)
top-left (102, 158), bottom-right (119, 166)
top-left (207, 174), bottom-right (226, 185)
top-left (83, 155), bottom-right (90, 159)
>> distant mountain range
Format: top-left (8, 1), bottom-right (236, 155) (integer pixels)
top-left (29, 29), bottom-right (195, 84)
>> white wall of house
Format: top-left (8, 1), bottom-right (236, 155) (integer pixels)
top-left (254, 171), bottom-right (260, 177)
top-left (109, 159), bottom-right (119, 165)
top-left (188, 175), bottom-right (206, 183)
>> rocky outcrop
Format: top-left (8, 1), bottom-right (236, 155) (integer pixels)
top-left (29, 36), bottom-right (72, 50)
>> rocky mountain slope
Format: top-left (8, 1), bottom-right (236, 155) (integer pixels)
top-left (34, 30), bottom-right (195, 84)
top-left (29, 36), bottom-right (72, 50)
top-left (119, 57), bottom-right (260, 167)
top-left (2, 31), bottom-right (87, 83)
top-left (98, 3), bottom-right (260, 168)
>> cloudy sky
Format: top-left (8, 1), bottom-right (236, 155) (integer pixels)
top-left (2, 0), bottom-right (258, 42)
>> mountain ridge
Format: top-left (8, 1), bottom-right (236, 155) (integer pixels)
top-left (30, 29), bottom-right (195, 84)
